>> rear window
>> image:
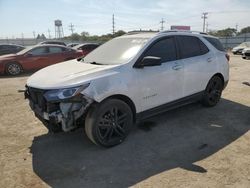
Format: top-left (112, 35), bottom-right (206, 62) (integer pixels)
top-left (177, 36), bottom-right (209, 59)
top-left (204, 37), bottom-right (225, 51)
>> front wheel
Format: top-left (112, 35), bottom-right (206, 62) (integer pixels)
top-left (5, 62), bottom-right (22, 76)
top-left (85, 99), bottom-right (133, 147)
top-left (201, 76), bottom-right (223, 107)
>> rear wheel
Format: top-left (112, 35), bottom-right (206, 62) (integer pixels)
top-left (5, 62), bottom-right (22, 75)
top-left (202, 76), bottom-right (223, 107)
top-left (85, 99), bottom-right (133, 147)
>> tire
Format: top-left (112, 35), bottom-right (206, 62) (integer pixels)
top-left (85, 99), bottom-right (133, 147)
top-left (5, 62), bottom-right (22, 76)
top-left (201, 76), bottom-right (223, 107)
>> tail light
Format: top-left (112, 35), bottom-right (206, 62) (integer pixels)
top-left (225, 54), bottom-right (230, 61)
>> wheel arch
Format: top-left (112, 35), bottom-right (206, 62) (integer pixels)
top-left (212, 73), bottom-right (224, 85)
top-left (104, 94), bottom-right (137, 123)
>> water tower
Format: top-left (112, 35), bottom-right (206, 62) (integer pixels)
top-left (54, 20), bottom-right (64, 39)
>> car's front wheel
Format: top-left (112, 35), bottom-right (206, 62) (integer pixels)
top-left (202, 76), bottom-right (223, 107)
top-left (85, 99), bottom-right (133, 147)
top-left (5, 62), bottom-right (22, 76)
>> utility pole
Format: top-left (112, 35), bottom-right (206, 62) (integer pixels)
top-left (47, 29), bottom-right (51, 39)
top-left (112, 14), bottom-right (115, 35)
top-left (21, 33), bottom-right (24, 46)
top-left (201, 12), bottom-right (208, 32)
top-left (206, 22), bottom-right (209, 33)
top-left (69, 23), bottom-right (74, 35)
top-left (160, 18), bottom-right (165, 31)
top-left (235, 23), bottom-right (238, 32)
top-left (32, 31), bottom-right (36, 39)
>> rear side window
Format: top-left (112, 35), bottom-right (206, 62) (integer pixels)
top-left (204, 37), bottom-right (225, 51)
top-left (177, 36), bottom-right (209, 59)
top-left (144, 37), bottom-right (177, 63)
top-left (49, 47), bottom-right (63, 53)
top-left (30, 47), bottom-right (48, 55)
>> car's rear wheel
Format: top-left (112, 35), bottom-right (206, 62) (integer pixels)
top-left (5, 62), bottom-right (22, 76)
top-left (85, 99), bottom-right (133, 147)
top-left (202, 76), bottom-right (223, 107)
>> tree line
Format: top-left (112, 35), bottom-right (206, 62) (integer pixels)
top-left (208, 26), bottom-right (250, 37)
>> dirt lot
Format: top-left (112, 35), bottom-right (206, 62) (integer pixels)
top-left (0, 54), bottom-right (249, 188)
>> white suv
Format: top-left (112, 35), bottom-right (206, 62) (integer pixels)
top-left (25, 31), bottom-right (229, 147)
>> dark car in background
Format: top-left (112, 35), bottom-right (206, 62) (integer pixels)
top-left (0, 44), bottom-right (25, 56)
top-left (73, 43), bottom-right (100, 56)
top-left (39, 41), bottom-right (67, 46)
top-left (67, 43), bottom-right (80, 48)
top-left (0, 44), bottom-right (83, 75)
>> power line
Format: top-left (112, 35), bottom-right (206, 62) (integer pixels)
top-left (112, 14), bottom-right (115, 35)
top-left (160, 18), bottom-right (165, 31)
top-left (69, 23), bottom-right (75, 35)
top-left (202, 12), bottom-right (208, 32)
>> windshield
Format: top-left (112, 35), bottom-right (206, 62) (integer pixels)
top-left (83, 37), bottom-right (148, 65)
top-left (16, 46), bottom-right (33, 55)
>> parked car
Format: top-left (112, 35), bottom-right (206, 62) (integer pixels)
top-left (232, 42), bottom-right (250, 54)
top-left (73, 43), bottom-right (100, 56)
top-left (0, 44), bottom-right (25, 56)
top-left (67, 43), bottom-right (80, 48)
top-left (242, 48), bottom-right (250, 59)
top-left (39, 41), bottom-right (66, 46)
top-left (25, 31), bottom-right (229, 147)
top-left (0, 44), bottom-right (83, 75)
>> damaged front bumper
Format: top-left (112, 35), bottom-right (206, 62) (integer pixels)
top-left (25, 86), bottom-right (93, 132)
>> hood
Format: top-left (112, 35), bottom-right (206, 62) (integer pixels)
top-left (27, 59), bottom-right (120, 89)
top-left (0, 53), bottom-right (18, 60)
top-left (232, 46), bottom-right (244, 50)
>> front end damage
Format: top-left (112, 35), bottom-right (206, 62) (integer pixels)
top-left (25, 86), bottom-right (93, 132)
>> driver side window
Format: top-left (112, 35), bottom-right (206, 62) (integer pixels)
top-left (30, 47), bottom-right (48, 56)
top-left (144, 37), bottom-right (177, 63)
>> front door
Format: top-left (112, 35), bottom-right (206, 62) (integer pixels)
top-left (134, 36), bottom-right (184, 112)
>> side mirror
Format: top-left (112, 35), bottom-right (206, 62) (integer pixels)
top-left (25, 52), bottom-right (33, 57)
top-left (139, 56), bottom-right (162, 68)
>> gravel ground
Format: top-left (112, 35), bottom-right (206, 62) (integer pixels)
top-left (0, 54), bottom-right (249, 188)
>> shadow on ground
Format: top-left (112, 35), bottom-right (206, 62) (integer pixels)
top-left (30, 99), bottom-right (250, 188)
top-left (0, 72), bottom-right (34, 78)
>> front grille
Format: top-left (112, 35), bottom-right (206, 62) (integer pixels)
top-left (27, 87), bottom-right (48, 111)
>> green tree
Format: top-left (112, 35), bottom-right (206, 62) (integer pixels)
top-left (208, 28), bottom-right (237, 37)
top-left (70, 33), bottom-right (81, 41)
top-left (239, 26), bottom-right (250, 34)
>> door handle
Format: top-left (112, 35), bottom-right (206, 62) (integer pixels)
top-left (172, 65), bottom-right (183, 70)
top-left (207, 57), bottom-right (212, 63)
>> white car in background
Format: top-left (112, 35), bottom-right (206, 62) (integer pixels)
top-left (242, 48), bottom-right (250, 59)
top-left (25, 31), bottom-right (229, 147)
top-left (232, 42), bottom-right (250, 55)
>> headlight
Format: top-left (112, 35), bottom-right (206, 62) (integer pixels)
top-left (44, 83), bottom-right (90, 101)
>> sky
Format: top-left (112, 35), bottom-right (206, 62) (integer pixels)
top-left (0, 0), bottom-right (250, 38)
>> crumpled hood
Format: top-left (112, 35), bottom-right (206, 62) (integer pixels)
top-left (27, 60), bottom-right (120, 89)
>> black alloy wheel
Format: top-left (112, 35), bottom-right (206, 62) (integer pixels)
top-left (85, 99), bottom-right (133, 147)
top-left (202, 76), bottom-right (223, 107)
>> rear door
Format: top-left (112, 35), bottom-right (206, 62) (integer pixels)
top-left (46, 46), bottom-right (66, 66)
top-left (176, 35), bottom-right (214, 96)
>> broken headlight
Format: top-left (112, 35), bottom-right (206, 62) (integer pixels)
top-left (44, 84), bottom-right (90, 101)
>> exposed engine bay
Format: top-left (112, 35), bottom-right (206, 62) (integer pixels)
top-left (25, 86), bottom-right (93, 132)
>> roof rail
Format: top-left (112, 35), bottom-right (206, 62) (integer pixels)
top-left (125, 30), bottom-right (159, 35)
top-left (158, 30), bottom-right (208, 35)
